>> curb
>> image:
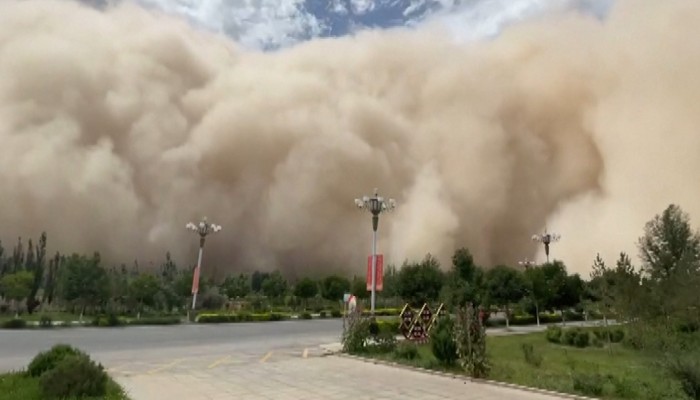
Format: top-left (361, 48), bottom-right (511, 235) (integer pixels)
top-left (335, 353), bottom-right (597, 400)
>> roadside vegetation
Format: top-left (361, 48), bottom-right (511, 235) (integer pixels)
top-left (0, 344), bottom-right (129, 400)
top-left (342, 204), bottom-right (700, 400)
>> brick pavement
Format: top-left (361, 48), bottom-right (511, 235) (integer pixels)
top-left (113, 349), bottom-right (570, 400)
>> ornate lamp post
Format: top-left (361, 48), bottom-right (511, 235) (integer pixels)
top-left (518, 258), bottom-right (536, 269)
top-left (354, 188), bottom-right (396, 315)
top-left (531, 229), bottom-right (561, 263)
top-left (186, 217), bottom-right (222, 310)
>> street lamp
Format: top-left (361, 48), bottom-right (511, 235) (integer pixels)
top-left (186, 217), bottom-right (222, 310)
top-left (354, 188), bottom-right (396, 315)
top-left (518, 258), bottom-right (536, 269)
top-left (531, 228), bottom-right (561, 263)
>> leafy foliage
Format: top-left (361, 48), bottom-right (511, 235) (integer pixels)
top-left (430, 316), bottom-right (458, 366)
top-left (454, 304), bottom-right (490, 378)
top-left (520, 343), bottom-right (542, 367)
top-left (27, 344), bottom-right (84, 378)
top-left (320, 275), bottom-right (350, 301)
top-left (341, 309), bottom-right (371, 354)
top-left (397, 254), bottom-right (444, 306)
top-left (39, 354), bottom-right (108, 399)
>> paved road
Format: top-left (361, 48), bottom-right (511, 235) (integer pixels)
top-left (0, 319), bottom-right (344, 373)
top-left (1, 319), bottom-right (603, 399)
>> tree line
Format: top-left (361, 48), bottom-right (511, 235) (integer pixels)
top-left (0, 204), bottom-right (698, 330)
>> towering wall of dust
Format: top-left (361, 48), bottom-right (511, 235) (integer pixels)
top-left (1, 0), bottom-right (699, 277)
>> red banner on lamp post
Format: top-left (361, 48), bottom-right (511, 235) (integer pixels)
top-left (366, 255), bottom-right (383, 292)
top-left (191, 266), bottom-right (201, 295)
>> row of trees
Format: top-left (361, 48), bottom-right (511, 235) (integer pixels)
top-left (1, 204), bottom-right (698, 328)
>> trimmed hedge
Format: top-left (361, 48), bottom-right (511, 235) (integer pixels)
top-left (198, 312), bottom-right (290, 323)
top-left (127, 317), bottom-right (181, 326)
top-left (377, 319), bottom-right (400, 334)
top-left (361, 308), bottom-right (402, 317)
top-left (1, 318), bottom-right (27, 329)
top-left (485, 311), bottom-right (589, 327)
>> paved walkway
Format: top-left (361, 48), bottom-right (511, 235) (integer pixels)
top-left (113, 349), bottom-right (569, 400)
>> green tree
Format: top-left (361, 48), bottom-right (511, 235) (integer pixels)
top-left (350, 276), bottom-right (368, 300)
top-left (484, 265), bottom-right (527, 328)
top-left (261, 271), bottom-right (287, 300)
top-left (58, 253), bottom-right (110, 320)
top-left (221, 273), bottom-right (251, 299)
top-left (523, 265), bottom-right (552, 326)
top-left (129, 273), bottom-right (161, 319)
top-left (638, 204), bottom-right (700, 281)
top-left (251, 271), bottom-right (270, 293)
top-left (293, 277), bottom-right (318, 309)
top-left (397, 254), bottom-right (445, 307)
top-left (589, 253), bottom-right (615, 323)
top-left (0, 270), bottom-right (34, 316)
top-left (442, 248), bottom-right (485, 308)
top-left (42, 252), bottom-right (62, 305)
top-left (26, 232), bottom-right (47, 314)
top-left (320, 275), bottom-right (350, 302)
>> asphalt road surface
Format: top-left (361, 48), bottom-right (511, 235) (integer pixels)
top-left (0, 319), bottom-right (345, 373)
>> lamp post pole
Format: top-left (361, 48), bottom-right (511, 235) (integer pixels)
top-left (531, 228), bottom-right (561, 263)
top-left (186, 217), bottom-right (222, 311)
top-left (355, 188), bottom-right (396, 316)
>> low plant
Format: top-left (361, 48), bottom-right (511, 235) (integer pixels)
top-left (39, 354), bottom-right (108, 399)
top-left (341, 310), bottom-right (371, 354)
top-left (520, 343), bottom-right (543, 367)
top-left (300, 312), bottom-right (312, 320)
top-left (431, 317), bottom-right (458, 367)
top-left (331, 309), bottom-right (342, 318)
top-left (27, 344), bottom-right (85, 378)
top-left (319, 311), bottom-right (327, 318)
top-left (393, 341), bottom-right (419, 360)
top-left (545, 325), bottom-right (562, 343)
top-left (666, 356), bottom-right (700, 400)
top-left (127, 316), bottom-right (181, 325)
top-left (371, 331), bottom-right (398, 354)
top-left (39, 315), bottom-right (53, 328)
top-left (1, 318), bottom-right (27, 329)
top-left (571, 372), bottom-right (605, 397)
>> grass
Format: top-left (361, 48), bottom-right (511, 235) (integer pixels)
top-left (0, 371), bottom-right (129, 400)
top-left (362, 330), bottom-right (688, 399)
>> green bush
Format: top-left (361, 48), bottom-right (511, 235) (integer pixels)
top-left (368, 320), bottom-right (380, 336)
top-left (342, 312), bottom-right (371, 354)
top-left (377, 320), bottom-right (400, 335)
top-left (39, 315), bottom-right (53, 328)
top-left (572, 372), bottom-right (605, 396)
top-left (1, 318), bottom-right (27, 329)
top-left (362, 308), bottom-right (401, 317)
top-left (197, 312), bottom-right (288, 323)
top-left (563, 329), bottom-right (578, 346)
top-left (393, 341), bottom-right (419, 360)
top-left (39, 354), bottom-right (108, 399)
top-left (270, 312), bottom-right (286, 321)
top-left (611, 328), bottom-right (625, 343)
top-left (431, 317), bottom-right (458, 367)
top-left (300, 312), bottom-right (312, 320)
top-left (319, 311), bottom-right (327, 318)
top-left (545, 325), bottom-right (562, 343)
top-left (331, 309), bottom-right (342, 318)
top-left (521, 343), bottom-right (543, 367)
top-left (372, 331), bottom-right (398, 354)
top-left (128, 317), bottom-right (181, 325)
top-left (592, 336), bottom-right (604, 348)
top-left (92, 314), bottom-right (124, 327)
top-left (27, 344), bottom-right (85, 378)
top-left (573, 330), bottom-right (590, 348)
top-left (666, 357), bottom-right (700, 400)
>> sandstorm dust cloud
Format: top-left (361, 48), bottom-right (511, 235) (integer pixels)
top-left (1, 0), bottom-right (699, 277)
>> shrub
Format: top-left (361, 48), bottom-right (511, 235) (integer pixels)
top-left (341, 311), bottom-right (371, 354)
top-left (38, 315), bottom-right (53, 328)
top-left (269, 312), bottom-right (286, 321)
top-left (666, 357), bottom-right (700, 400)
top-left (592, 337), bottom-right (604, 348)
top-left (431, 317), bottom-right (458, 367)
top-left (573, 330), bottom-right (590, 348)
top-left (300, 312), bottom-right (312, 320)
top-left (368, 320), bottom-right (380, 336)
top-left (393, 341), bottom-right (419, 360)
top-left (331, 309), bottom-right (342, 318)
top-left (372, 331), bottom-right (398, 354)
top-left (39, 354), bottom-right (108, 399)
top-left (128, 317), bottom-right (181, 325)
top-left (521, 343), bottom-right (543, 367)
top-left (1, 318), bottom-right (27, 329)
top-left (377, 320), bottom-right (400, 335)
top-left (610, 328), bottom-right (625, 343)
top-left (563, 329), bottom-right (578, 346)
top-left (572, 372), bottom-right (605, 396)
top-left (545, 325), bottom-right (562, 343)
top-left (28, 344), bottom-right (85, 378)
top-left (319, 311), bottom-right (327, 318)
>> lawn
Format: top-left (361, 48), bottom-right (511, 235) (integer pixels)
top-left (0, 372), bottom-right (129, 400)
top-left (367, 331), bottom-right (688, 399)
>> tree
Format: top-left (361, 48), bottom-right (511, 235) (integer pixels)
top-left (0, 270), bottom-right (34, 316)
top-left (261, 271), bottom-right (287, 300)
top-left (129, 273), bottom-right (161, 319)
top-left (42, 252), bottom-right (62, 305)
top-left (523, 265), bottom-right (552, 326)
top-left (221, 273), bottom-right (251, 300)
top-left (484, 265), bottom-right (527, 328)
top-left (58, 253), bottom-right (110, 320)
top-left (350, 276), bottom-right (368, 300)
top-left (320, 275), bottom-right (350, 302)
top-left (589, 253), bottom-right (615, 323)
top-left (380, 264), bottom-right (399, 299)
top-left (396, 254), bottom-right (445, 307)
top-left (293, 278), bottom-right (318, 309)
top-left (26, 232), bottom-right (47, 314)
top-left (638, 204), bottom-right (700, 281)
top-left (442, 248), bottom-right (485, 308)
top-left (251, 271), bottom-right (270, 293)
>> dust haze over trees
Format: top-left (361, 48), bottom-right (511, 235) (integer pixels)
top-left (1, 1), bottom-right (700, 276)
